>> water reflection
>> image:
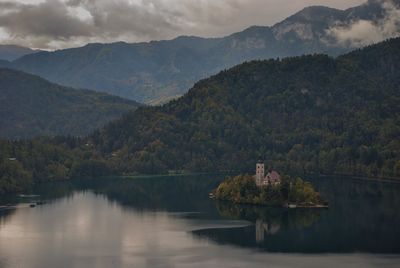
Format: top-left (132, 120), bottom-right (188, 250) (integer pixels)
top-left (255, 219), bottom-right (279, 242)
top-left (215, 201), bottom-right (323, 244)
top-left (0, 175), bottom-right (399, 268)
top-left (192, 177), bottom-right (400, 253)
top-left (0, 208), bottom-right (16, 230)
top-left (193, 201), bottom-right (324, 250)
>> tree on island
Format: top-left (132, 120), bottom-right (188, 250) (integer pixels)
top-left (214, 174), bottom-right (325, 207)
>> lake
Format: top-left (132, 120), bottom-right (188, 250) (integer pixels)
top-left (0, 175), bottom-right (400, 268)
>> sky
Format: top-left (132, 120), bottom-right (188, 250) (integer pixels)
top-left (0, 0), bottom-right (368, 50)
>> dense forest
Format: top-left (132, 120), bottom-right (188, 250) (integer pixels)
top-left (0, 68), bottom-right (141, 139)
top-left (92, 38), bottom-right (400, 177)
top-left (0, 137), bottom-right (118, 193)
top-left (1, 38), bottom-right (399, 193)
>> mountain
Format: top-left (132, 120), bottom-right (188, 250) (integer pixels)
top-left (1, 37), bottom-right (399, 194)
top-left (90, 38), bottom-right (400, 178)
top-left (0, 68), bottom-right (141, 139)
top-left (0, 60), bottom-right (9, 68)
top-left (8, 0), bottom-right (400, 104)
top-left (0, 45), bottom-right (40, 61)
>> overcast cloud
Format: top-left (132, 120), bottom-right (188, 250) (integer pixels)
top-left (327, 1), bottom-right (400, 47)
top-left (0, 0), bottom-right (367, 50)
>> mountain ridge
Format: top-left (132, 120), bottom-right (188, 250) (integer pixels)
top-left (6, 1), bottom-right (400, 104)
top-left (1, 38), bottom-right (399, 193)
top-left (0, 45), bottom-right (40, 61)
top-left (0, 68), bottom-right (141, 139)
top-left (81, 38), bottom-right (400, 178)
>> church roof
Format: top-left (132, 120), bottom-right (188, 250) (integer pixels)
top-left (266, 170), bottom-right (280, 181)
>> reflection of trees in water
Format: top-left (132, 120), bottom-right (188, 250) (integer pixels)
top-left (0, 208), bottom-right (16, 229)
top-left (2, 175), bottom-right (400, 253)
top-left (0, 180), bottom-right (78, 230)
top-left (33, 181), bottom-right (76, 200)
top-left (1, 175), bottom-right (223, 226)
top-left (215, 201), bottom-right (322, 243)
top-left (79, 175), bottom-right (223, 213)
top-left (193, 178), bottom-right (400, 253)
top-left (309, 176), bottom-right (400, 203)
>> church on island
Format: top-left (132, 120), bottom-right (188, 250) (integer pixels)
top-left (254, 161), bottom-right (281, 187)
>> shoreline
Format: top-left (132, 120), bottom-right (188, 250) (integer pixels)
top-left (114, 172), bottom-right (227, 180)
top-left (211, 197), bottom-right (329, 209)
top-left (116, 171), bottom-right (400, 183)
top-left (4, 172), bottom-right (400, 196)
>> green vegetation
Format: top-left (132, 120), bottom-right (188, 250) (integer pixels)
top-left (0, 68), bottom-right (141, 139)
top-left (0, 137), bottom-right (116, 194)
top-left (0, 157), bottom-right (31, 194)
top-left (92, 38), bottom-right (400, 178)
top-left (1, 38), bottom-right (400, 194)
top-left (214, 174), bottom-right (323, 206)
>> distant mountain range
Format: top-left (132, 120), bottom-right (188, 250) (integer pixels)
top-left (0, 45), bottom-right (40, 61)
top-left (0, 68), bottom-right (141, 139)
top-left (3, 0), bottom-right (399, 104)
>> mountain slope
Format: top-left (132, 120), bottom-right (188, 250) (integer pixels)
top-left (0, 60), bottom-right (9, 68)
top-left (1, 38), bottom-right (399, 194)
top-left (90, 38), bottom-right (400, 178)
top-left (0, 45), bottom-right (40, 61)
top-left (0, 68), bottom-right (141, 139)
top-left (9, 0), bottom-right (400, 104)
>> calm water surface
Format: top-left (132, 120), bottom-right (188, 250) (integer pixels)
top-left (0, 175), bottom-right (399, 268)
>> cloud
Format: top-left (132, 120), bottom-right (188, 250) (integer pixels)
top-left (0, 0), bottom-right (93, 48)
top-left (0, 0), bottom-right (366, 50)
top-left (326, 0), bottom-right (400, 47)
top-left (0, 1), bottom-right (91, 37)
top-left (0, 0), bottom-right (245, 49)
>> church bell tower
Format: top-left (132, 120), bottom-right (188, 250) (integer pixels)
top-left (255, 161), bottom-right (265, 186)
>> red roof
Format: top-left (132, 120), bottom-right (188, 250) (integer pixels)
top-left (266, 171), bottom-right (280, 181)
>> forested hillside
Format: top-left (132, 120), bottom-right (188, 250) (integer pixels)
top-left (0, 136), bottom-right (119, 193)
top-left (92, 38), bottom-right (400, 177)
top-left (0, 68), bottom-right (141, 139)
top-left (0, 60), bottom-right (9, 68)
top-left (1, 38), bottom-right (399, 194)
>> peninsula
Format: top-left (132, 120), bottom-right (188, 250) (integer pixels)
top-left (212, 162), bottom-right (327, 208)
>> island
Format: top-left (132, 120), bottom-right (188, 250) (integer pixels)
top-left (212, 162), bottom-right (328, 208)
